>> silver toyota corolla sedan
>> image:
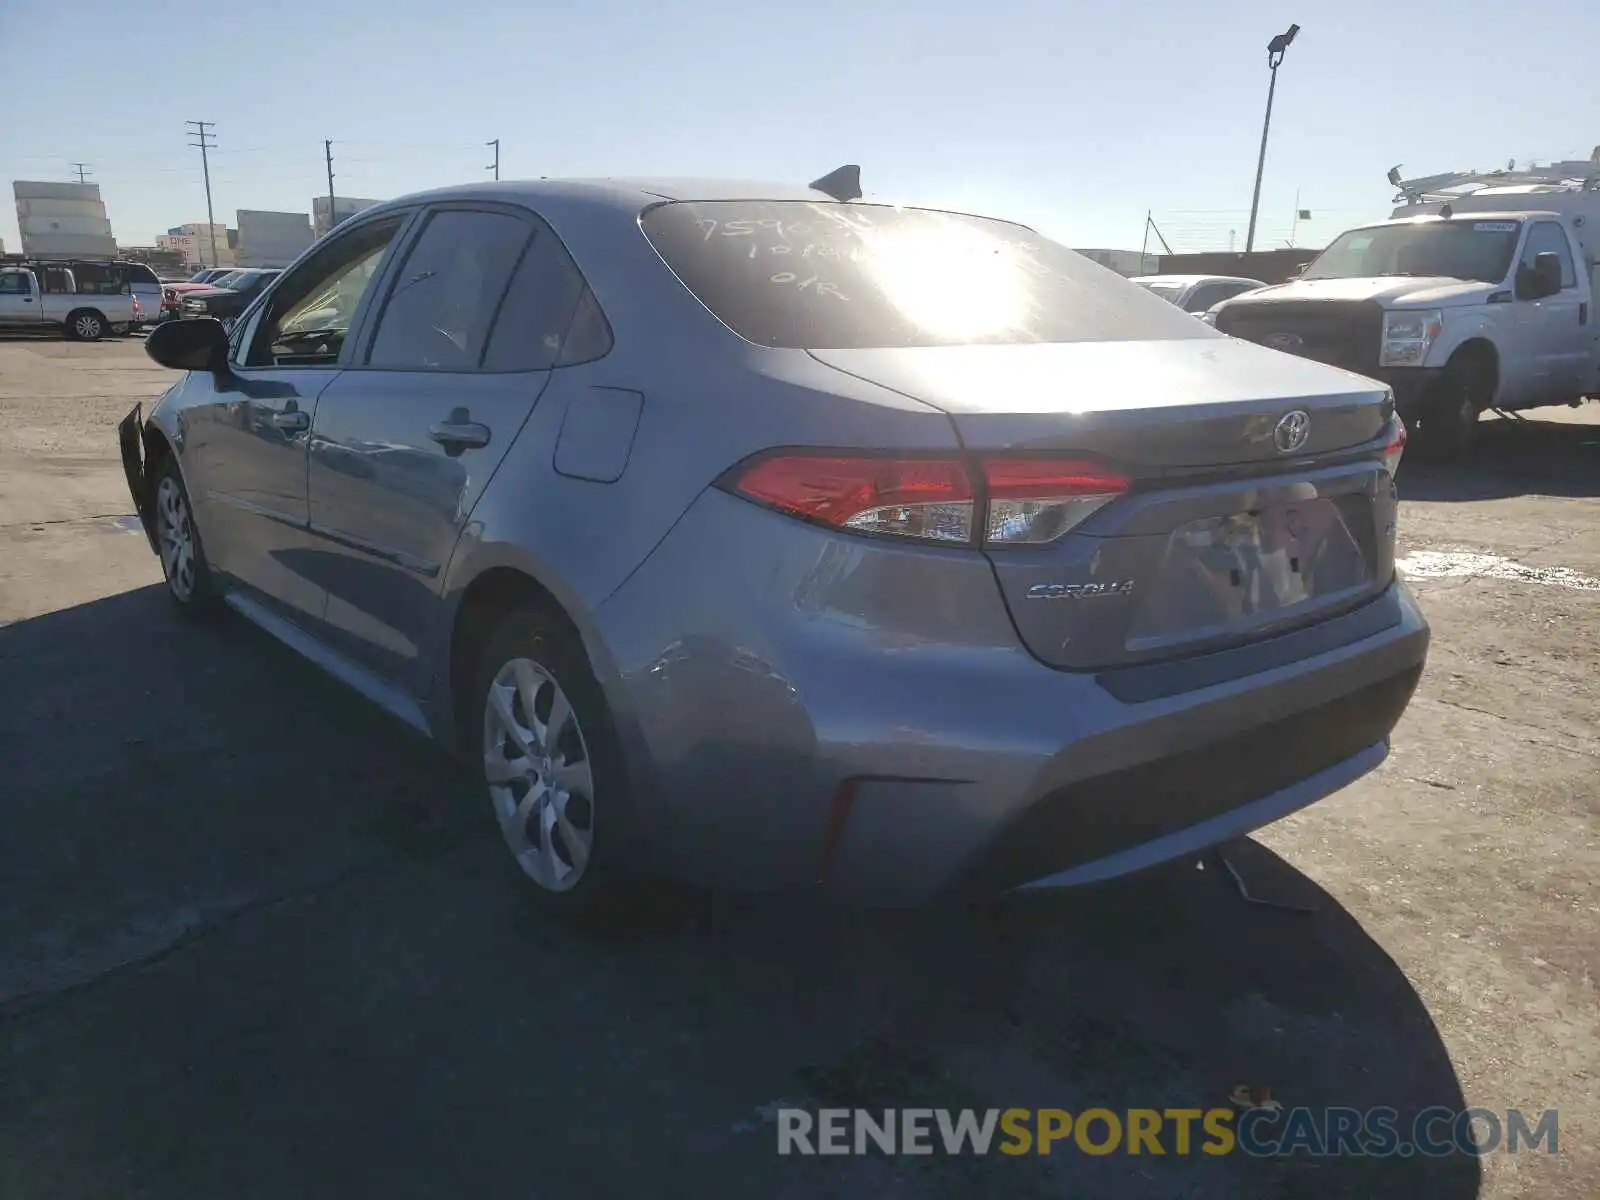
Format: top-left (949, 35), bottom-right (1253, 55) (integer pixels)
top-left (119, 170), bottom-right (1428, 917)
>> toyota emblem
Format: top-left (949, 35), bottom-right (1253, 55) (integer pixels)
top-left (1273, 410), bottom-right (1311, 453)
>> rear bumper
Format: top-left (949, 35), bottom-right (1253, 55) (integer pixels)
top-left (595, 489), bottom-right (1430, 905)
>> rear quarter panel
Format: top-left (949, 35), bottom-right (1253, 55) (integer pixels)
top-left (428, 194), bottom-right (964, 728)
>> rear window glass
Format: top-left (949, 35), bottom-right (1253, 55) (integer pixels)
top-left (641, 200), bottom-right (1212, 349)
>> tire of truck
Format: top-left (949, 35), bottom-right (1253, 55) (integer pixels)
top-left (65, 309), bottom-right (108, 342)
top-left (1414, 348), bottom-right (1492, 461)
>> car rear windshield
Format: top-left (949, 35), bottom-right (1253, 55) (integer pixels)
top-left (641, 200), bottom-right (1212, 349)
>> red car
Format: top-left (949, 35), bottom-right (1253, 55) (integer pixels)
top-left (157, 281), bottom-right (213, 321)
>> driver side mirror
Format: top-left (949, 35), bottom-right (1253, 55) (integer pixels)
top-left (145, 317), bottom-right (230, 373)
top-left (1516, 252), bottom-right (1564, 301)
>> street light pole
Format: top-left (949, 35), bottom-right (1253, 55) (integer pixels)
top-left (1245, 23), bottom-right (1299, 254)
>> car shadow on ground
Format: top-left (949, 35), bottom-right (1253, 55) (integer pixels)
top-left (1399, 407), bottom-right (1600, 501)
top-left (0, 583), bottom-right (1481, 1199)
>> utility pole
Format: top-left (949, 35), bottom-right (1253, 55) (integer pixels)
top-left (1245, 23), bottom-right (1299, 254)
top-left (69, 162), bottom-right (91, 184)
top-left (187, 120), bottom-right (219, 268)
top-left (486, 139), bottom-right (500, 181)
top-left (325, 139), bottom-right (337, 237)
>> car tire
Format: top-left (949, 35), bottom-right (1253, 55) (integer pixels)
top-left (1414, 355), bottom-right (1487, 461)
top-left (151, 458), bottom-right (218, 616)
top-left (469, 606), bottom-right (630, 921)
top-left (65, 309), bottom-right (107, 342)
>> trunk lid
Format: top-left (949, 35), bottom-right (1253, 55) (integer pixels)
top-left (810, 339), bottom-right (1398, 670)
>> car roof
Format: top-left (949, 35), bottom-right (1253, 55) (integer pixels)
top-left (1379, 211), bottom-right (1557, 227)
top-left (345, 177), bottom-right (953, 234)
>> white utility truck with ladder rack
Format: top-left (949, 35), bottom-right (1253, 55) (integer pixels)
top-left (1214, 153), bottom-right (1600, 457)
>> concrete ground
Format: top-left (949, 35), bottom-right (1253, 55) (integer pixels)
top-left (1, 335), bottom-right (1595, 1199)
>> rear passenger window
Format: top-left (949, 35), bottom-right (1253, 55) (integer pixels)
top-left (366, 210), bottom-right (531, 370)
top-left (482, 229), bottom-right (611, 370)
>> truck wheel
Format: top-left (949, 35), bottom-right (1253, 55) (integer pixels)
top-left (1416, 356), bottom-right (1487, 461)
top-left (66, 309), bottom-right (107, 342)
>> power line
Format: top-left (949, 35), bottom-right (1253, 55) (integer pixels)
top-left (186, 120), bottom-right (220, 268)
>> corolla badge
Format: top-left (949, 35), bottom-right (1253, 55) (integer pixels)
top-left (1273, 409), bottom-right (1312, 453)
top-left (1264, 332), bottom-right (1304, 351)
top-left (1025, 580), bottom-right (1136, 600)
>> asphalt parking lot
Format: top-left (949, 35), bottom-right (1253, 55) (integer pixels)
top-left (1, 335), bottom-right (1596, 1199)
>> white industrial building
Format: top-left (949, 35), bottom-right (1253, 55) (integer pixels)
top-left (12, 181), bottom-right (117, 259)
top-left (156, 223), bottom-right (235, 269)
top-left (312, 195), bottom-right (382, 239)
top-left (234, 209), bottom-right (313, 268)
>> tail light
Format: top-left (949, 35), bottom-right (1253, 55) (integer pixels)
top-left (1381, 418), bottom-right (1406, 477)
top-left (725, 452), bottom-right (1128, 547)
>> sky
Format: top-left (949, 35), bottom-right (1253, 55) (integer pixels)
top-left (1, 0), bottom-right (1595, 257)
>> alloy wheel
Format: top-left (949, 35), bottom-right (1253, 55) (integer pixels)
top-left (155, 476), bottom-right (197, 600)
top-left (482, 657), bottom-right (595, 892)
top-left (75, 313), bottom-right (103, 340)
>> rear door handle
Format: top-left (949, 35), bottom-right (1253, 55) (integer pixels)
top-left (429, 408), bottom-right (491, 453)
top-left (271, 409), bottom-right (310, 432)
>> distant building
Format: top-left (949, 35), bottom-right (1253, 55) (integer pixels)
top-left (234, 209), bottom-right (313, 267)
top-left (1074, 248), bottom-right (1159, 277)
top-left (156, 222), bottom-right (234, 269)
top-left (13, 181), bottom-right (117, 258)
top-left (312, 195), bottom-right (381, 239)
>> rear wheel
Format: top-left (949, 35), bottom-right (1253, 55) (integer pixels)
top-left (470, 607), bottom-right (628, 920)
top-left (152, 459), bottom-right (217, 616)
top-left (1414, 354), bottom-right (1488, 461)
top-left (66, 309), bottom-right (107, 342)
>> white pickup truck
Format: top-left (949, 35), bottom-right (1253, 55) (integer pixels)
top-left (1214, 162), bottom-right (1600, 456)
top-left (0, 263), bottom-right (138, 341)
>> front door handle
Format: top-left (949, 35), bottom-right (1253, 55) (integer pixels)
top-left (271, 409), bottom-right (310, 432)
top-left (429, 407), bottom-right (491, 453)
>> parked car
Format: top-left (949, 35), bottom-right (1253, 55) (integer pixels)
top-left (0, 262), bottom-right (137, 339)
top-left (1132, 274), bottom-right (1269, 315)
top-left (155, 281), bottom-right (214, 322)
top-left (119, 173), bottom-right (1428, 918)
top-left (1198, 289), bottom-right (1266, 326)
top-left (179, 268), bottom-right (281, 322)
top-left (188, 268), bottom-right (238, 284)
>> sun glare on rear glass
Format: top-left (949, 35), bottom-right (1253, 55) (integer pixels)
top-left (844, 214), bottom-right (1032, 342)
